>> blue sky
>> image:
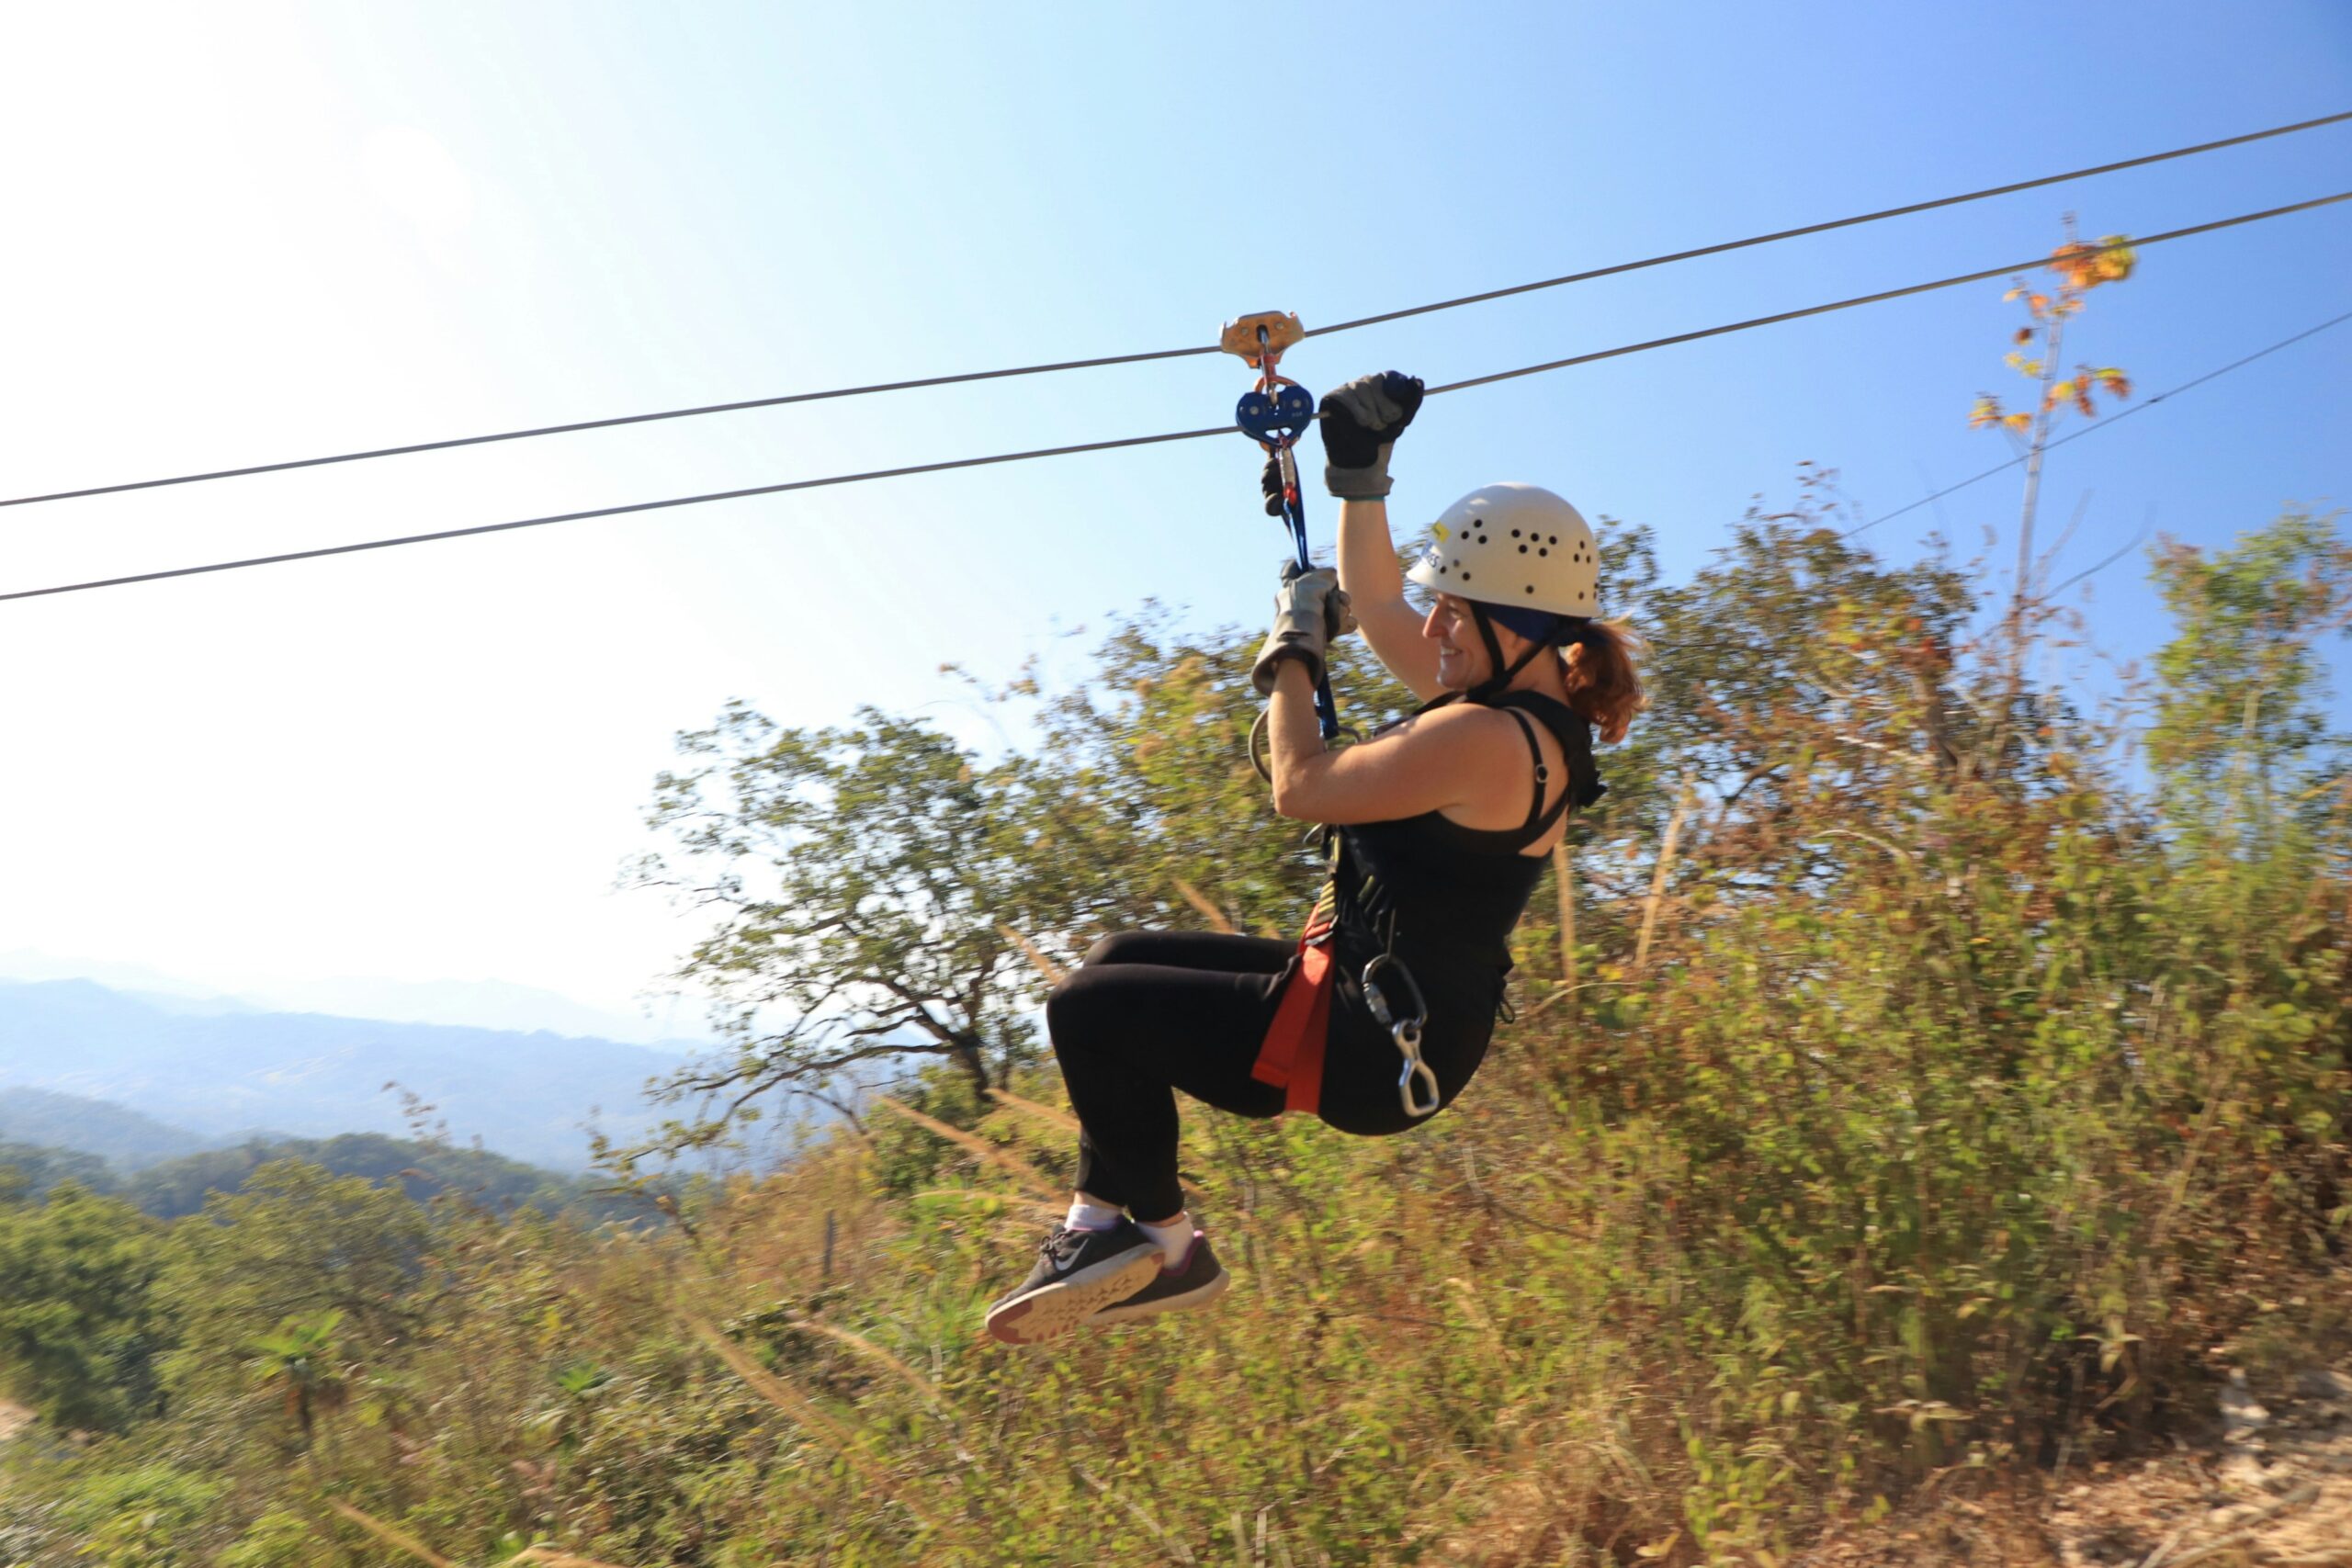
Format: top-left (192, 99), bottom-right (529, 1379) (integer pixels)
top-left (0, 3), bottom-right (2345, 1033)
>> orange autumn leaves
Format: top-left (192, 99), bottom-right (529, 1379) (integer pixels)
top-left (1968, 232), bottom-right (2135, 434)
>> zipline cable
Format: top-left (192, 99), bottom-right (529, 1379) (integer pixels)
top-left (1425, 191), bottom-right (2350, 395)
top-left (1309, 108), bottom-right (2351, 340)
top-left (3, 193), bottom-right (2346, 606)
top-left (3, 110), bottom-right (2346, 513)
top-left (1842, 304), bottom-right (2352, 538)
top-left (0, 425), bottom-right (1233, 603)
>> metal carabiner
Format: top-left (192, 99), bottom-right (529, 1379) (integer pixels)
top-left (1362, 953), bottom-right (1438, 1118)
top-left (1361, 953), bottom-right (1426, 1032)
top-left (1395, 1023), bottom-right (1442, 1119)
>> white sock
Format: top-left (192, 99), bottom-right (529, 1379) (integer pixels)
top-left (1064, 1197), bottom-right (1122, 1233)
top-left (1136, 1213), bottom-right (1195, 1268)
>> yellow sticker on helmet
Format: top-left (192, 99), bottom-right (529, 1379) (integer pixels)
top-left (1431, 522), bottom-right (1452, 541)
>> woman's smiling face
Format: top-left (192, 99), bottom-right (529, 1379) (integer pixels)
top-left (1422, 593), bottom-right (1484, 690)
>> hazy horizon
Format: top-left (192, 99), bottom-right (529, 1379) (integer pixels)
top-left (0, 947), bottom-right (712, 1049)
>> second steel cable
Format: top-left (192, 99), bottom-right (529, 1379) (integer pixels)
top-left (3, 111), bottom-right (2345, 513)
top-left (3, 192), bottom-right (2346, 605)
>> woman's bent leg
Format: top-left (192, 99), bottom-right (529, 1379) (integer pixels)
top-left (1078, 930), bottom-right (1295, 976)
top-left (1046, 951), bottom-right (1288, 1221)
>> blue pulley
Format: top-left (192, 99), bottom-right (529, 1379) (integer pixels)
top-left (1235, 382), bottom-right (1316, 444)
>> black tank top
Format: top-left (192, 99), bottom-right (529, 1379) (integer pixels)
top-left (1320, 690), bottom-right (1606, 1020)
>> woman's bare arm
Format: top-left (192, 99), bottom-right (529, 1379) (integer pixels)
top-left (1336, 498), bottom-right (1444, 701)
top-left (1268, 666), bottom-right (1514, 823)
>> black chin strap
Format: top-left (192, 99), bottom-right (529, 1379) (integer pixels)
top-left (1465, 604), bottom-right (1555, 701)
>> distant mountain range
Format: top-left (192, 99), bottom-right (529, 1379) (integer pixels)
top-left (0, 949), bottom-right (714, 1047)
top-left (0, 1086), bottom-right (228, 1169)
top-left (0, 1088), bottom-right (662, 1224)
top-left (0, 979), bottom-right (690, 1170)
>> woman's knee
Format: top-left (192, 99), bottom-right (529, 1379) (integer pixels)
top-left (1078, 930), bottom-right (1153, 969)
top-left (1046, 964), bottom-right (1119, 1056)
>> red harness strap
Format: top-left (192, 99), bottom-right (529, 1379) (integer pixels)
top-left (1251, 915), bottom-right (1337, 1116)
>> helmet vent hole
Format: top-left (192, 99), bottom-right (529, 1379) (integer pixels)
top-left (1539, 547), bottom-right (1548, 557)
top-left (1518, 545), bottom-right (1528, 554)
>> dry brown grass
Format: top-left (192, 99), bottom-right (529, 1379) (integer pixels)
top-left (685, 1315), bottom-right (944, 1532)
top-left (327, 1499), bottom-right (643, 1568)
top-left (873, 1095), bottom-right (1061, 1202)
top-left (983, 1085), bottom-right (1082, 1137)
top-left (325, 1501), bottom-right (458, 1567)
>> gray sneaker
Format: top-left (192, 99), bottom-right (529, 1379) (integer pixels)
top-left (1087, 1232), bottom-right (1230, 1325)
top-left (983, 1222), bottom-right (1162, 1346)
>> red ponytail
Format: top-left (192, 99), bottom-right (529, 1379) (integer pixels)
top-left (1562, 619), bottom-right (1645, 744)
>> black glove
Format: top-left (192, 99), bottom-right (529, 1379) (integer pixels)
top-left (1251, 562), bottom-right (1357, 696)
top-left (1319, 371), bottom-right (1424, 499)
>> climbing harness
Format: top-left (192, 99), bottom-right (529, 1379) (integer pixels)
top-left (1250, 901), bottom-right (1337, 1116)
top-left (1221, 312), bottom-right (1346, 779)
top-left (1250, 824), bottom-right (1444, 1122)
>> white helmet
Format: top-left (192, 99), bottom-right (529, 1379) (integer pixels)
top-left (1405, 483), bottom-right (1598, 618)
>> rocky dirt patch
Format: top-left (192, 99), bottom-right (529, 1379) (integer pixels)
top-left (1800, 1359), bottom-right (2352, 1567)
top-left (0, 1400), bottom-right (28, 1445)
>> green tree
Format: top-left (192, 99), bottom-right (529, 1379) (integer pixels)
top-left (244, 1308), bottom-right (348, 1444)
top-left (1010, 603), bottom-right (1422, 953)
top-left (1633, 487), bottom-right (1978, 848)
top-left (216, 1510), bottom-right (320, 1568)
top-left (625, 604), bottom-right (1432, 1159)
top-left (124, 1133), bottom-right (585, 1221)
top-left (0, 1140), bottom-right (114, 1204)
top-left (156, 1159), bottom-right (426, 1404)
top-left (60, 1463), bottom-right (222, 1568)
top-left (0, 1183), bottom-right (172, 1432)
top-left (2146, 506), bottom-right (2352, 820)
top-left (629, 704), bottom-right (1052, 1146)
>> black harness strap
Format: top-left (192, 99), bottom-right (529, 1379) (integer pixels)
top-left (1499, 707), bottom-right (1573, 840)
top-left (1485, 691), bottom-right (1604, 849)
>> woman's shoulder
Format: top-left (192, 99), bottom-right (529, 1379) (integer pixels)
top-left (1384, 699), bottom-right (1520, 739)
top-left (1363, 700), bottom-right (1531, 769)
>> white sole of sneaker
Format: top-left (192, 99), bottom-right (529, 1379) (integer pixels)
top-left (1088, 1268), bottom-right (1231, 1325)
top-left (984, 1246), bottom-right (1162, 1346)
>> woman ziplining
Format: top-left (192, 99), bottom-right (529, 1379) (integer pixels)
top-left (982, 356), bottom-right (1645, 1346)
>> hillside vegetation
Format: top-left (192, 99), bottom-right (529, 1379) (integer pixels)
top-left (0, 1089), bottom-right (220, 1173)
top-left (4, 242), bottom-right (2347, 1562)
top-left (0, 1124), bottom-right (639, 1223)
top-left (1, 473), bottom-right (2344, 1564)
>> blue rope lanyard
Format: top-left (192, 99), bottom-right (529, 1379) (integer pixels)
top-left (1232, 325), bottom-right (1340, 741)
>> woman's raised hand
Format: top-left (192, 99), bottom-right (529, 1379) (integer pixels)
top-left (1319, 371), bottom-right (1425, 500)
top-left (1251, 562), bottom-right (1356, 695)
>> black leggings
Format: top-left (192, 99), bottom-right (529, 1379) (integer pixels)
top-left (1046, 931), bottom-right (1487, 1220)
